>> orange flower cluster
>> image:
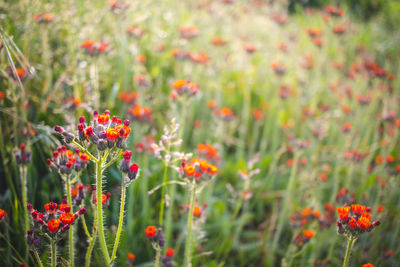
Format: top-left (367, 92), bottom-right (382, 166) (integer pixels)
top-left (127, 26), bottom-right (146, 39)
top-left (81, 40), bottom-right (111, 55)
top-left (119, 91), bottom-right (139, 104)
top-left (127, 104), bottom-right (153, 122)
top-left (179, 26), bottom-right (199, 39)
top-left (336, 204), bottom-right (380, 237)
top-left (197, 144), bottom-right (219, 162)
top-left (181, 158), bottom-right (218, 179)
top-left (28, 202), bottom-right (85, 235)
top-left (33, 13), bottom-right (55, 23)
top-left (171, 80), bottom-right (199, 98)
top-left (46, 146), bottom-right (89, 174)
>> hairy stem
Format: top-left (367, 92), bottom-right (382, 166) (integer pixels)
top-left (155, 247), bottom-right (161, 267)
top-left (85, 208), bottom-right (97, 267)
top-left (110, 178), bottom-right (127, 263)
top-left (50, 240), bottom-right (57, 267)
top-left (343, 238), bottom-right (356, 267)
top-left (184, 180), bottom-right (196, 267)
top-left (66, 175), bottom-right (74, 267)
top-left (96, 153), bottom-right (111, 264)
top-left (33, 248), bottom-right (44, 267)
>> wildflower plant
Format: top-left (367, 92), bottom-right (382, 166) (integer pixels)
top-left (336, 204), bottom-right (380, 267)
top-left (54, 110), bottom-right (139, 266)
top-left (27, 202), bottom-right (86, 267)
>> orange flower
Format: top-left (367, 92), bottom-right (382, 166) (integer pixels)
top-left (185, 165), bottom-right (195, 176)
top-left (44, 202), bottom-right (57, 214)
top-left (336, 206), bottom-right (351, 220)
top-left (207, 164), bottom-right (218, 175)
top-left (106, 128), bottom-right (119, 141)
top-left (357, 216), bottom-right (371, 230)
top-left (48, 219), bottom-right (60, 233)
top-left (348, 218), bottom-right (357, 229)
top-left (127, 252), bottom-right (136, 261)
top-left (362, 263), bottom-right (374, 267)
top-left (58, 204), bottom-right (70, 212)
top-left (145, 225), bottom-right (157, 238)
top-left (302, 229), bottom-right (314, 239)
top-left (212, 37), bottom-right (226, 46)
top-left (59, 213), bottom-right (75, 225)
top-left (301, 207), bottom-right (312, 217)
top-left (116, 125), bottom-right (131, 138)
top-left (351, 204), bottom-right (365, 215)
top-left (98, 114), bottom-right (109, 124)
top-left (94, 193), bottom-right (107, 205)
top-left (165, 248), bottom-right (174, 257)
top-left (0, 208), bottom-right (7, 220)
top-left (193, 206), bottom-right (202, 217)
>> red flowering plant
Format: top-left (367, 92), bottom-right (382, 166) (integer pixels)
top-left (26, 202), bottom-right (86, 267)
top-left (53, 110), bottom-right (139, 266)
top-left (336, 204), bottom-right (380, 267)
top-left (144, 226), bottom-right (175, 266)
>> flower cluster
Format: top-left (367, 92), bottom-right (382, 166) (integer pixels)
top-left (15, 143), bottom-right (31, 165)
top-left (93, 192), bottom-right (111, 206)
top-left (336, 204), bottom-right (380, 239)
top-left (81, 40), bottom-right (111, 55)
top-left (119, 150), bottom-right (140, 184)
top-left (33, 13), bottom-right (55, 23)
top-left (145, 225), bottom-right (165, 247)
top-left (127, 26), bottom-right (146, 39)
top-left (161, 248), bottom-right (175, 267)
top-left (119, 91), bottom-right (139, 104)
top-left (180, 158), bottom-right (218, 180)
top-left (27, 202), bottom-right (85, 236)
top-left (214, 107), bottom-right (235, 121)
top-left (179, 26), bottom-right (199, 39)
top-left (197, 144), bottom-right (220, 163)
top-left (294, 229), bottom-right (315, 246)
top-left (46, 146), bottom-right (89, 174)
top-left (127, 104), bottom-right (153, 122)
top-left (171, 80), bottom-right (199, 99)
top-left (135, 135), bottom-right (156, 154)
top-left (55, 110), bottom-right (131, 152)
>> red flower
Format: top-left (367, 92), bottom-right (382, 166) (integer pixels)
top-left (348, 218), bottom-right (357, 229)
top-left (44, 202), bottom-right (57, 214)
top-left (59, 213), bottom-right (75, 225)
top-left (165, 248), bottom-right (174, 258)
top-left (48, 219), bottom-right (60, 233)
top-left (351, 204), bottom-right (365, 215)
top-left (145, 225), bottom-right (157, 238)
top-left (358, 216), bottom-right (371, 230)
top-left (336, 206), bottom-right (351, 220)
top-left (0, 208), bottom-right (7, 220)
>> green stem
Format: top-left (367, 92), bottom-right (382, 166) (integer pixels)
top-left (21, 165), bottom-right (29, 263)
top-left (155, 248), bottom-right (161, 267)
top-left (96, 153), bottom-right (111, 264)
top-left (110, 179), bottom-right (127, 263)
top-left (158, 163), bottom-right (169, 226)
top-left (81, 215), bottom-right (92, 241)
top-left (343, 238), bottom-right (356, 267)
top-left (85, 208), bottom-right (97, 267)
top-left (33, 248), bottom-right (44, 267)
top-left (50, 240), bottom-right (57, 267)
top-left (66, 175), bottom-right (74, 267)
top-left (184, 180), bottom-right (196, 267)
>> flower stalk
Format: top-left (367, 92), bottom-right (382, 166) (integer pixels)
top-left (184, 180), bottom-right (196, 267)
top-left (110, 176), bottom-right (127, 263)
top-left (343, 237), bottom-right (357, 267)
top-left (96, 151), bottom-right (111, 264)
top-left (66, 175), bottom-right (74, 267)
